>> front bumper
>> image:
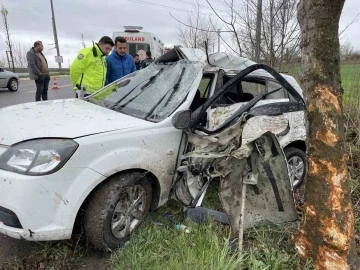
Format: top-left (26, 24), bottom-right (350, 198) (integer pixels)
top-left (0, 166), bottom-right (104, 241)
top-left (0, 206), bottom-right (22, 228)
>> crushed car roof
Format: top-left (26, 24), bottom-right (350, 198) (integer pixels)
top-left (155, 47), bottom-right (303, 98)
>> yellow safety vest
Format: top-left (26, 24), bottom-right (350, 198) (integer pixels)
top-left (70, 44), bottom-right (107, 94)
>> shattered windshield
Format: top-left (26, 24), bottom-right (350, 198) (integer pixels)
top-left (88, 60), bottom-right (202, 122)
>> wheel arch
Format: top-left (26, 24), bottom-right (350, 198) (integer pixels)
top-left (284, 140), bottom-right (306, 153)
top-left (7, 77), bottom-right (18, 86)
top-left (72, 168), bottom-right (161, 235)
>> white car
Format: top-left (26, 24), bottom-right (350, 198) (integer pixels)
top-left (0, 67), bottom-right (19, 92)
top-left (0, 48), bottom-right (306, 250)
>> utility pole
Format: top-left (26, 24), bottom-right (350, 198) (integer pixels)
top-left (255, 0), bottom-right (262, 62)
top-left (50, 0), bottom-right (62, 71)
top-left (81, 33), bottom-right (86, 48)
top-left (217, 29), bottom-right (220, 53)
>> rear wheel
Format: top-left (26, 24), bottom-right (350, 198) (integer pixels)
top-left (8, 78), bottom-right (18, 92)
top-left (284, 147), bottom-right (306, 188)
top-left (84, 172), bottom-right (152, 251)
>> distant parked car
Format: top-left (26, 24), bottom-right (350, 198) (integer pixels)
top-left (0, 67), bottom-right (19, 92)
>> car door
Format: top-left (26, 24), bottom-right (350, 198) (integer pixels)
top-left (0, 68), bottom-right (7, 87)
top-left (172, 64), bottom-right (305, 233)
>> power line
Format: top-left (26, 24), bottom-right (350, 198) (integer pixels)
top-left (170, 12), bottom-right (233, 32)
top-left (127, 0), bottom-right (227, 15)
top-left (207, 0), bottom-right (243, 10)
top-left (167, 0), bottom-right (227, 13)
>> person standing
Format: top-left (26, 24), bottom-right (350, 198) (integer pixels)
top-left (26, 41), bottom-right (50, 101)
top-left (134, 54), bottom-right (141, 70)
top-left (141, 51), bottom-right (154, 69)
top-left (105, 36), bottom-right (136, 85)
top-left (70, 36), bottom-right (114, 97)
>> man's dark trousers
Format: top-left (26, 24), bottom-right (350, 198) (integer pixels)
top-left (35, 74), bottom-right (50, 101)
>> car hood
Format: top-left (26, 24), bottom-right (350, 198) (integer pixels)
top-left (0, 99), bottom-right (152, 145)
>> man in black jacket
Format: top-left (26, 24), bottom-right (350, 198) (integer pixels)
top-left (26, 41), bottom-right (50, 101)
top-left (141, 51), bottom-right (154, 69)
top-left (133, 54), bottom-right (141, 70)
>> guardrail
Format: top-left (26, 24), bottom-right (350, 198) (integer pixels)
top-left (4, 68), bottom-right (70, 73)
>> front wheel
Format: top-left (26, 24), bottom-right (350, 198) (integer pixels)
top-left (8, 78), bottom-right (18, 92)
top-left (284, 147), bottom-right (306, 188)
top-left (84, 172), bottom-right (152, 251)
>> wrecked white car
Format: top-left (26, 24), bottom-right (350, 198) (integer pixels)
top-left (0, 47), bottom-right (305, 250)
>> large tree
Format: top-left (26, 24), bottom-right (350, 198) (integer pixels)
top-left (1, 4), bottom-right (15, 72)
top-left (293, 0), bottom-right (357, 269)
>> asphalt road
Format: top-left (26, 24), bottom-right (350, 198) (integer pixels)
top-left (0, 76), bottom-right (74, 108)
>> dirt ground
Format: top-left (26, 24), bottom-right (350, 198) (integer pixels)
top-left (0, 234), bottom-right (110, 270)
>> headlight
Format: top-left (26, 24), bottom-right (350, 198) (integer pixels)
top-left (0, 139), bottom-right (78, 176)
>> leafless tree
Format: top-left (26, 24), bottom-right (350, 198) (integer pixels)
top-left (0, 54), bottom-right (6, 67)
top-left (175, 0), bottom-right (218, 52)
top-left (1, 3), bottom-right (15, 72)
top-left (235, 0), bottom-right (300, 68)
top-left (206, 0), bottom-right (243, 55)
top-left (340, 41), bottom-right (354, 59)
top-left (12, 41), bottom-right (30, 68)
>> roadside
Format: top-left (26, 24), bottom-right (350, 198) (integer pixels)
top-left (0, 234), bottom-right (110, 270)
top-left (19, 71), bottom-right (70, 81)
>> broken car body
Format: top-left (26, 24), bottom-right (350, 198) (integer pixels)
top-left (0, 47), bottom-right (305, 250)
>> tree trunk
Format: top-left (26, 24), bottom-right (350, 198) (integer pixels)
top-left (293, 1), bottom-right (358, 269)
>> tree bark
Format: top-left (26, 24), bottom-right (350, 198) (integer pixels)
top-left (293, 1), bottom-right (358, 269)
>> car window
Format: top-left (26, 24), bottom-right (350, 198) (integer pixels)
top-left (0, 68), bottom-right (4, 72)
top-left (217, 76), bottom-right (288, 105)
top-left (217, 78), bottom-right (266, 105)
top-left (198, 77), bottom-right (211, 98)
top-left (241, 81), bottom-right (266, 96)
top-left (265, 80), bottom-right (287, 99)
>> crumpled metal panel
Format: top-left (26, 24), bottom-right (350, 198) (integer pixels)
top-left (218, 133), bottom-right (299, 234)
top-left (181, 111), bottom-right (298, 232)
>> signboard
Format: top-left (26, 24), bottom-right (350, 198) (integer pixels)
top-left (125, 36), bottom-right (145, 42)
top-left (55, 55), bottom-right (63, 63)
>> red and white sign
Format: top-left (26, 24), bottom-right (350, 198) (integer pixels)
top-left (55, 55), bottom-right (63, 63)
top-left (125, 36), bottom-right (145, 42)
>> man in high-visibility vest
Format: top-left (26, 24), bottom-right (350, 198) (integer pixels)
top-left (70, 36), bottom-right (114, 97)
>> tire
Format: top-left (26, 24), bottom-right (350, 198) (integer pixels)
top-left (284, 147), bottom-right (306, 188)
top-left (8, 78), bottom-right (18, 92)
top-left (84, 171), bottom-right (152, 251)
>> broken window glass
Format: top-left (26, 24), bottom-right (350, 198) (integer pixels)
top-left (88, 60), bottom-right (202, 122)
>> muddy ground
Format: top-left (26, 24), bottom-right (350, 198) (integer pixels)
top-left (0, 234), bottom-right (109, 270)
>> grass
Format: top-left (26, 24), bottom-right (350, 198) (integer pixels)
top-left (110, 202), bottom-right (312, 270)
top-left (0, 235), bottom-right (106, 270)
top-left (110, 219), bottom-right (242, 270)
top-left (285, 62), bottom-right (360, 103)
top-left (344, 68), bottom-right (360, 254)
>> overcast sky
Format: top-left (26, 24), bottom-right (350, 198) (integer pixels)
top-left (0, 0), bottom-right (359, 68)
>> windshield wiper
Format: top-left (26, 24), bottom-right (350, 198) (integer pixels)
top-left (109, 79), bottom-right (149, 110)
top-left (145, 67), bottom-right (186, 119)
top-left (141, 68), bottom-right (164, 90)
top-left (118, 68), bottom-right (164, 110)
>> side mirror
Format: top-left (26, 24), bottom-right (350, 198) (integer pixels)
top-left (172, 110), bottom-right (192, 130)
